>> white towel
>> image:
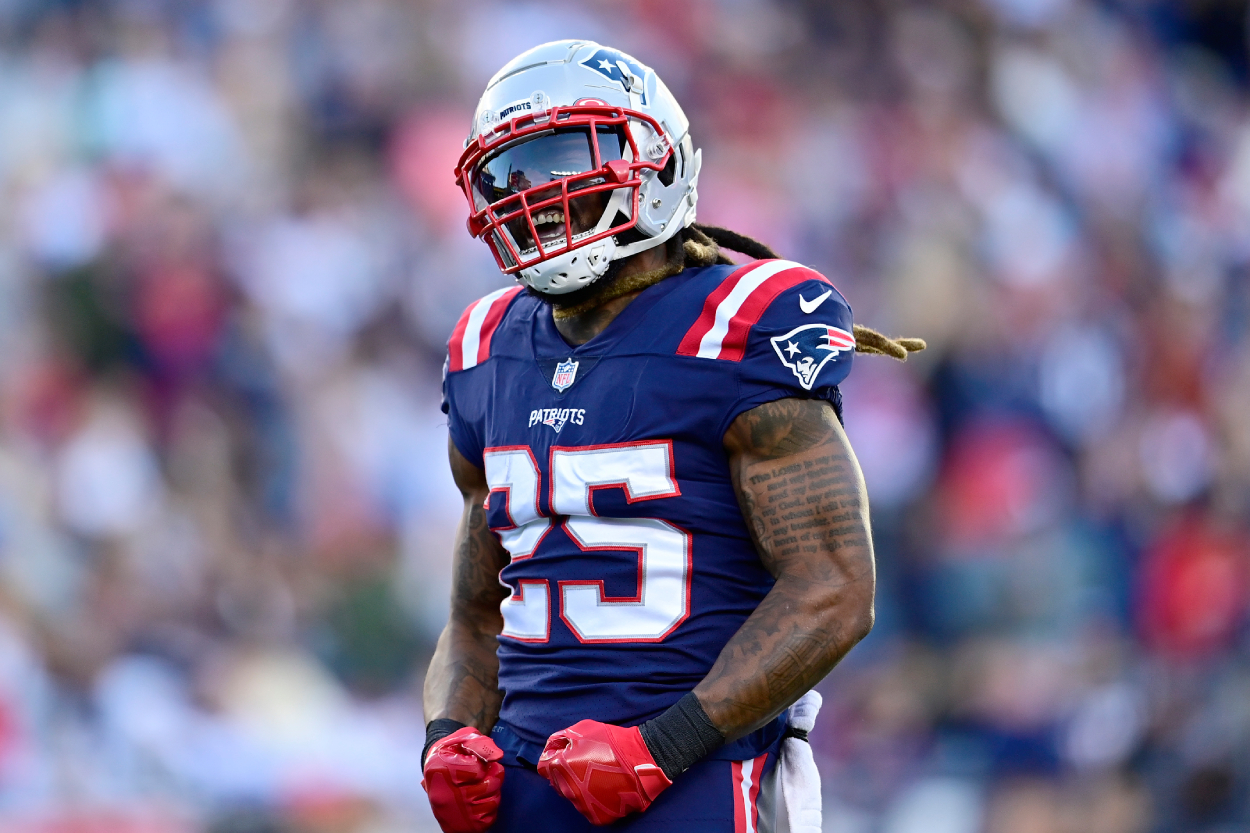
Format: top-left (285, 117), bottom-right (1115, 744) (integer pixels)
top-left (776, 690), bottom-right (823, 833)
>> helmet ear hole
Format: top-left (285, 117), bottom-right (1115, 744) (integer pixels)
top-left (658, 154), bottom-right (676, 187)
top-left (613, 224), bottom-right (648, 246)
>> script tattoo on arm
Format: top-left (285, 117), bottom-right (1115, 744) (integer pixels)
top-left (694, 397), bottom-right (876, 741)
top-left (423, 437), bottom-right (510, 730)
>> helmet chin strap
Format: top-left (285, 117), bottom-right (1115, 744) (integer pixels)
top-left (593, 187), bottom-right (633, 237)
top-left (589, 139), bottom-right (636, 238)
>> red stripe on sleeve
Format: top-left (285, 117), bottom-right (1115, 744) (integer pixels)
top-left (717, 267), bottom-right (828, 362)
top-left (475, 286), bottom-right (523, 366)
top-left (676, 261), bottom-right (767, 357)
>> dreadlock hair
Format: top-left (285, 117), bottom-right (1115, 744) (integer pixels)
top-left (549, 222), bottom-right (926, 361)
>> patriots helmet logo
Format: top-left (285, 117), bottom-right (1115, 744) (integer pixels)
top-left (770, 324), bottom-right (855, 390)
top-left (579, 48), bottom-right (648, 104)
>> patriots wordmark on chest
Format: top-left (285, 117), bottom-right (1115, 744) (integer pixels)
top-left (770, 324), bottom-right (855, 390)
top-left (528, 407), bottom-right (586, 434)
top-left (552, 359), bottom-right (579, 392)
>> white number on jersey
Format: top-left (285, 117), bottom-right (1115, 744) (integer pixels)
top-left (483, 441), bottom-right (690, 644)
top-left (483, 446), bottom-right (551, 641)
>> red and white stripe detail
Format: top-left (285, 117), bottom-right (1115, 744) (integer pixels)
top-left (732, 753), bottom-right (769, 833)
top-left (448, 286), bottom-right (523, 372)
top-left (824, 327), bottom-right (856, 351)
top-left (677, 260), bottom-right (831, 362)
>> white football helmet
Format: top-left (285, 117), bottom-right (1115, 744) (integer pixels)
top-left (455, 40), bottom-right (702, 295)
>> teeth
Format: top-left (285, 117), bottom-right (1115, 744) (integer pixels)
top-left (534, 210), bottom-right (565, 226)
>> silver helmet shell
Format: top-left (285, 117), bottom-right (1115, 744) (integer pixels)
top-left (457, 40), bottom-right (701, 295)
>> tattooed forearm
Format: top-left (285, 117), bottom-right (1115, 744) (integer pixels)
top-left (695, 398), bottom-right (875, 740)
top-left (423, 438), bottom-right (509, 729)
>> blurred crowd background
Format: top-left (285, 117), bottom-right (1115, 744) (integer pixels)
top-left (0, 0), bottom-right (1246, 831)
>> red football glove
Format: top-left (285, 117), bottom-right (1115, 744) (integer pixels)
top-left (421, 727), bottom-right (505, 832)
top-left (538, 719), bottom-right (673, 825)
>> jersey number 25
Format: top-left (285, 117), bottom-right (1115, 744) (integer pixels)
top-left (483, 441), bottom-right (691, 643)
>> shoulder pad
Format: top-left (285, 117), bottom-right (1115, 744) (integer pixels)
top-left (676, 260), bottom-right (835, 361)
top-left (448, 285), bottom-right (524, 371)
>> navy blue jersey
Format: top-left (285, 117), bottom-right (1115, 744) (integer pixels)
top-left (441, 259), bottom-right (854, 751)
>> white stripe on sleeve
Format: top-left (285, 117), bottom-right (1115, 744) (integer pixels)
top-left (696, 260), bottom-right (803, 359)
top-left (460, 287), bottom-right (512, 370)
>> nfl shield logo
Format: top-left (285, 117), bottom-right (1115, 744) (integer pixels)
top-left (552, 359), bottom-right (579, 392)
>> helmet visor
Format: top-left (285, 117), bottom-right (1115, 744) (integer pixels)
top-left (469, 126), bottom-right (627, 212)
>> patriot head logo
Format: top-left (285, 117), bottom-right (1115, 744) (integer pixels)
top-left (579, 48), bottom-right (648, 104)
top-left (552, 358), bottom-right (579, 392)
top-left (770, 324), bottom-right (855, 390)
top-left (543, 410), bottom-right (570, 432)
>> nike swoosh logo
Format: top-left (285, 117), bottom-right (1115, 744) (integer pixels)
top-left (799, 290), bottom-right (833, 314)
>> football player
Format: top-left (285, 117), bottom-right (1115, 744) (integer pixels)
top-left (421, 41), bottom-right (922, 832)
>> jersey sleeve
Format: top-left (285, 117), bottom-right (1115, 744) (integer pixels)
top-left (440, 285), bottom-right (524, 466)
top-left (728, 266), bottom-right (854, 427)
top-left (441, 357), bottom-right (486, 466)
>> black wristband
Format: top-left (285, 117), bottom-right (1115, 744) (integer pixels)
top-left (638, 692), bottom-right (725, 780)
top-left (783, 726), bottom-right (809, 742)
top-left (423, 718), bottom-right (468, 767)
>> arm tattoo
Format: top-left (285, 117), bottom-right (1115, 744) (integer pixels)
top-left (423, 438), bottom-right (510, 729)
top-left (694, 398), bottom-right (876, 740)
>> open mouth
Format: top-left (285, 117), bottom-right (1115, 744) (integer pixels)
top-left (504, 189), bottom-right (615, 259)
top-left (532, 208), bottom-right (567, 245)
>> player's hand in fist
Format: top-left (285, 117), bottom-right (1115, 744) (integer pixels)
top-left (422, 726), bottom-right (505, 832)
top-left (538, 719), bottom-right (672, 824)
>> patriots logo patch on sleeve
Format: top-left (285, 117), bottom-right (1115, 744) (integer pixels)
top-left (579, 48), bottom-right (648, 104)
top-left (770, 324), bottom-right (855, 390)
